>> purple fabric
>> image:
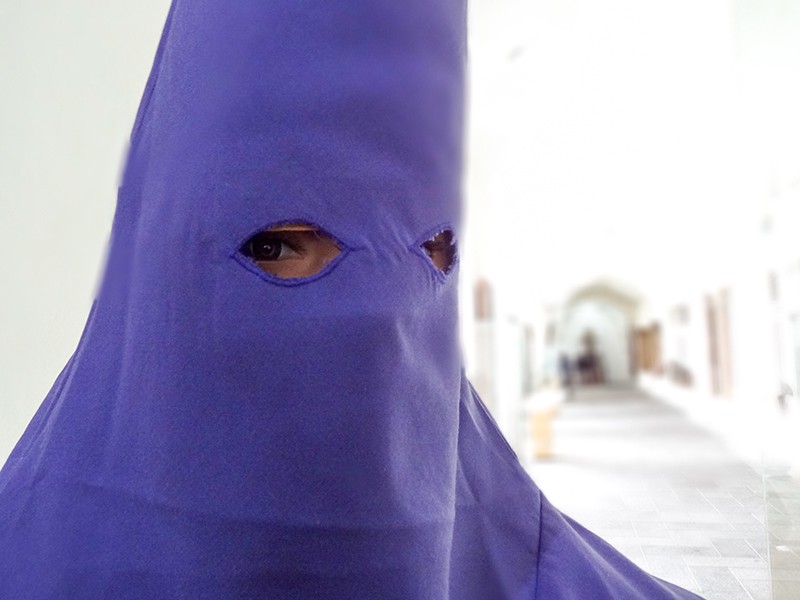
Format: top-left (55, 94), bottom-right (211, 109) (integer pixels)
top-left (0, 2), bottom-right (702, 598)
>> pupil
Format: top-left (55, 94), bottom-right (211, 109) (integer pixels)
top-left (250, 235), bottom-right (282, 261)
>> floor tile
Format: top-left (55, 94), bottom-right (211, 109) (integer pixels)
top-left (524, 385), bottom-right (800, 598)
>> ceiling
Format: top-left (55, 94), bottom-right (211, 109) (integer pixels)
top-left (464, 0), bottom-right (799, 311)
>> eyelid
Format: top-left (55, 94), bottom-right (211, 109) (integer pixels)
top-left (424, 239), bottom-right (450, 251)
top-left (267, 224), bottom-right (319, 233)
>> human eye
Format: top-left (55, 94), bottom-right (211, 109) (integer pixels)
top-left (239, 223), bottom-right (343, 280)
top-left (421, 229), bottom-right (456, 273)
top-left (242, 232), bottom-right (302, 262)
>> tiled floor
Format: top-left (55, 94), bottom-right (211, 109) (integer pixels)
top-left (765, 473), bottom-right (800, 599)
top-left (521, 385), bottom-right (800, 600)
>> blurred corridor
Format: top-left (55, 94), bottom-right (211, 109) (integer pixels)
top-left (463, 264), bottom-right (800, 598)
top-left (459, 1), bottom-right (800, 596)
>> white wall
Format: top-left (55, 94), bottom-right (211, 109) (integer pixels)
top-left (0, 2), bottom-right (172, 464)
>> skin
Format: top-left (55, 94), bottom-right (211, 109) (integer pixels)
top-left (242, 223), bottom-right (455, 278)
top-left (422, 230), bottom-right (456, 273)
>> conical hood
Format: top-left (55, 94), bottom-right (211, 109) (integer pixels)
top-left (0, 2), bottom-right (704, 598)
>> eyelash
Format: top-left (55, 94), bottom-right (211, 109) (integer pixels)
top-left (244, 234), bottom-right (305, 261)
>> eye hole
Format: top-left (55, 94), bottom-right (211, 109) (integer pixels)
top-left (421, 229), bottom-right (456, 273)
top-left (240, 223), bottom-right (342, 279)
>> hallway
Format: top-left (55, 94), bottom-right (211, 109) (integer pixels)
top-left (523, 386), bottom-right (798, 600)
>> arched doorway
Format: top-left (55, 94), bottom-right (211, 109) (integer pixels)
top-left (560, 280), bottom-right (641, 386)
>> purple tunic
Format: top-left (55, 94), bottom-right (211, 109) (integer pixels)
top-left (0, 1), bottom-right (703, 598)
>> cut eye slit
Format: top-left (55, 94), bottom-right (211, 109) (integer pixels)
top-left (240, 223), bottom-right (342, 279)
top-left (421, 229), bottom-right (456, 273)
